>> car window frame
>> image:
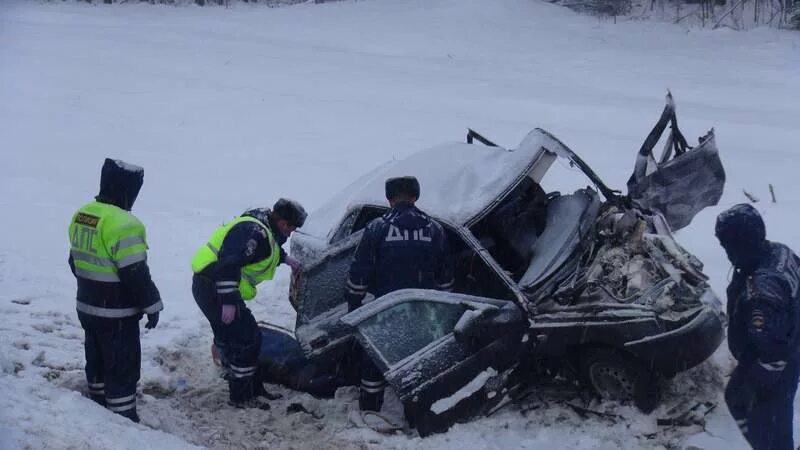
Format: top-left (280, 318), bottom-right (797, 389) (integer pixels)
top-left (344, 290), bottom-right (505, 370)
top-left (328, 204), bottom-right (390, 245)
top-left (357, 300), bottom-right (469, 367)
top-left (328, 207), bottom-right (360, 245)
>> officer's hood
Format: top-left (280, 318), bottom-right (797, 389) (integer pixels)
top-left (716, 203), bottom-right (768, 272)
top-left (95, 158), bottom-right (144, 211)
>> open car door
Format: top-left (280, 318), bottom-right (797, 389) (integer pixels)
top-left (293, 229), bottom-right (362, 364)
top-left (627, 92), bottom-right (726, 231)
top-left (342, 290), bottom-right (527, 436)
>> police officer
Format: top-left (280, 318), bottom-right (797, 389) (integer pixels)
top-left (68, 158), bottom-right (163, 423)
top-left (191, 199), bottom-right (306, 409)
top-left (346, 176), bottom-right (454, 412)
top-left (716, 204), bottom-right (800, 450)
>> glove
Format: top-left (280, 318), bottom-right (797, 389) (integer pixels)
top-left (750, 360), bottom-right (786, 394)
top-left (221, 304), bottom-right (237, 325)
top-left (145, 312), bottom-right (159, 329)
top-left (285, 255), bottom-right (302, 272)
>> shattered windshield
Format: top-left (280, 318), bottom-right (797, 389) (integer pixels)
top-left (359, 300), bottom-right (466, 366)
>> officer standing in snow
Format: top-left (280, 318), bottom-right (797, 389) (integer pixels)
top-left (346, 176), bottom-right (454, 412)
top-left (717, 204), bottom-right (800, 450)
top-left (68, 158), bottom-right (163, 423)
top-left (191, 199), bottom-right (306, 409)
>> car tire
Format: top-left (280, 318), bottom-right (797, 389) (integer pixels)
top-left (579, 348), bottom-right (659, 413)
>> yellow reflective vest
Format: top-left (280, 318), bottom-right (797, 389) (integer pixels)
top-left (191, 216), bottom-right (281, 301)
top-left (68, 200), bottom-right (155, 318)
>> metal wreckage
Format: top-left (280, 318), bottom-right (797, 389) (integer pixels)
top-left (231, 93), bottom-right (727, 436)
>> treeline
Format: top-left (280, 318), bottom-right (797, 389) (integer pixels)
top-left (55, 0), bottom-right (800, 29)
top-left (793, 2), bottom-right (800, 26)
top-left (555, 0), bottom-right (799, 29)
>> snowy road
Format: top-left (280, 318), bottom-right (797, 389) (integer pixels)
top-left (1, 0), bottom-right (799, 448)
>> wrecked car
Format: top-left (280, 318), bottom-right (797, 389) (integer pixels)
top-left (258, 94), bottom-right (726, 436)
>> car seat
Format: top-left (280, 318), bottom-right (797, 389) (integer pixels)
top-left (519, 189), bottom-right (601, 289)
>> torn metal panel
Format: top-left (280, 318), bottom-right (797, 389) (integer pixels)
top-left (627, 93), bottom-right (725, 231)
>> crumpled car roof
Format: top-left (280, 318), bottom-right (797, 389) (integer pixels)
top-left (301, 134), bottom-right (546, 239)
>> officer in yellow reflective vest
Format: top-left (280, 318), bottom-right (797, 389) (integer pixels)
top-left (192, 199), bottom-right (306, 408)
top-left (68, 159), bottom-right (163, 423)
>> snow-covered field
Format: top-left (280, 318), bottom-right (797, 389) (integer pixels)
top-left (1, 0), bottom-right (798, 448)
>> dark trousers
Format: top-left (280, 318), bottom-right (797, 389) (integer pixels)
top-left (725, 361), bottom-right (800, 450)
top-left (193, 274), bottom-right (261, 403)
top-left (359, 348), bottom-right (386, 412)
top-left (78, 312), bottom-right (141, 422)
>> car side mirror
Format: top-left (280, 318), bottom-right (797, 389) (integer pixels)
top-left (453, 308), bottom-right (495, 351)
top-left (455, 309), bottom-right (484, 335)
top-left (454, 304), bottom-right (525, 351)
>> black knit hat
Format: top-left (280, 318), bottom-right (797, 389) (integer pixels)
top-left (715, 203), bottom-right (766, 246)
top-left (385, 176), bottom-right (420, 200)
top-left (273, 198), bottom-right (307, 228)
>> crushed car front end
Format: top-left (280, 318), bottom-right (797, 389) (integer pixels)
top-left (624, 288), bottom-right (724, 377)
top-left (526, 198), bottom-right (726, 378)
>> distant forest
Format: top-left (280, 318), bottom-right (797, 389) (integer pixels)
top-left (58, 0), bottom-right (800, 29)
top-left (561, 0), bottom-right (800, 29)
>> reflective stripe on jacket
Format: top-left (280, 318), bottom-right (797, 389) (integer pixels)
top-left (191, 216), bottom-right (281, 300)
top-left (69, 200), bottom-right (153, 318)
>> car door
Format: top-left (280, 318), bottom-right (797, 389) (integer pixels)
top-left (626, 92), bottom-right (725, 231)
top-left (342, 289), bottom-right (528, 436)
top-left (528, 93), bottom-right (724, 233)
top-left (293, 238), bottom-right (361, 365)
top-left (293, 206), bottom-right (387, 362)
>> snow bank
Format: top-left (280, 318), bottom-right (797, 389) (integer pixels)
top-left (0, 375), bottom-right (197, 449)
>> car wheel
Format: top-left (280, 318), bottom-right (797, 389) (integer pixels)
top-left (579, 348), bottom-right (658, 413)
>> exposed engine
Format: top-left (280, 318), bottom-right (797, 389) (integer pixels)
top-left (573, 205), bottom-right (709, 314)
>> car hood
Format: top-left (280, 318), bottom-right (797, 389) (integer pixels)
top-left (300, 135), bottom-right (549, 239)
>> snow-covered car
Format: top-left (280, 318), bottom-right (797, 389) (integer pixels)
top-left (261, 95), bottom-right (726, 436)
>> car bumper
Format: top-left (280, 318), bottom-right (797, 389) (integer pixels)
top-left (623, 301), bottom-right (724, 377)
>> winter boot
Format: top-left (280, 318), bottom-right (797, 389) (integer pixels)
top-left (359, 388), bottom-right (385, 412)
top-left (89, 393), bottom-right (107, 407)
top-left (115, 407), bottom-right (140, 423)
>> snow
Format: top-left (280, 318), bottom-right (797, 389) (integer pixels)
top-left (113, 159), bottom-right (145, 175)
top-left (430, 367), bottom-right (499, 415)
top-left (0, 376), bottom-right (198, 450)
top-left (0, 0), bottom-right (799, 448)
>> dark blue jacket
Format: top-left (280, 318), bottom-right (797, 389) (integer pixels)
top-left (727, 242), bottom-right (800, 375)
top-left (345, 203), bottom-right (454, 311)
